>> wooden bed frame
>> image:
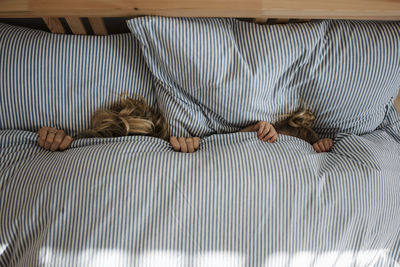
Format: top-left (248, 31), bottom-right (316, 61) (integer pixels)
top-left (1, 0), bottom-right (400, 19)
top-left (1, 0), bottom-right (399, 114)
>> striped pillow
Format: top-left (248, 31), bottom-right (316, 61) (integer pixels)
top-left (0, 23), bottom-right (155, 137)
top-left (127, 17), bottom-right (400, 138)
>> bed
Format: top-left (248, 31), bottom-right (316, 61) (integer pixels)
top-left (1, 3), bottom-right (400, 267)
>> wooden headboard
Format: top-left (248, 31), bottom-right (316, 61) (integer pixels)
top-left (0, 0), bottom-right (399, 35)
top-left (1, 0), bottom-right (400, 20)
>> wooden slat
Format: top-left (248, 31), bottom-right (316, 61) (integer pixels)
top-left (273, 18), bottom-right (290, 24)
top-left (65, 17), bottom-right (86, 35)
top-left (289, 19), bottom-right (312, 23)
top-left (253, 18), bottom-right (268, 24)
top-left (88, 17), bottom-right (107, 35)
top-left (0, 0), bottom-right (400, 19)
top-left (43, 17), bottom-right (65, 33)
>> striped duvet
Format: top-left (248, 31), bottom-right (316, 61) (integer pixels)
top-left (1, 104), bottom-right (400, 267)
top-left (1, 18), bottom-right (400, 267)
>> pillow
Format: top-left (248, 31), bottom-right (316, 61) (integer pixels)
top-left (127, 17), bottom-right (400, 138)
top-left (0, 23), bottom-right (155, 137)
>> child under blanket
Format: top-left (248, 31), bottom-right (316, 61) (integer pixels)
top-left (240, 108), bottom-right (334, 153)
top-left (37, 95), bottom-right (333, 153)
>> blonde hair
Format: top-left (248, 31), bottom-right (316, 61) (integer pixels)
top-left (274, 108), bottom-right (319, 144)
top-left (84, 94), bottom-right (168, 140)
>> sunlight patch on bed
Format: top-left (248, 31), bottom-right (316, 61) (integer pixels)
top-left (264, 249), bottom-right (396, 267)
top-left (39, 248), bottom-right (132, 267)
top-left (193, 251), bottom-right (244, 267)
top-left (137, 250), bottom-right (184, 267)
top-left (38, 248), bottom-right (244, 267)
top-left (37, 247), bottom-right (398, 267)
top-left (0, 244), bottom-right (7, 255)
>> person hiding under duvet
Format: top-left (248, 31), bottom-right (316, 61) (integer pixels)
top-left (240, 108), bottom-right (334, 153)
top-left (37, 94), bottom-right (200, 153)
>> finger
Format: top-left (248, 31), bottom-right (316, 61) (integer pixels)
top-left (44, 131), bottom-right (56, 150)
top-left (38, 129), bottom-right (49, 147)
top-left (59, 136), bottom-right (73, 151)
top-left (50, 131), bottom-right (65, 151)
top-left (37, 126), bottom-right (49, 135)
top-left (318, 142), bottom-right (326, 152)
top-left (320, 138), bottom-right (332, 148)
top-left (170, 136), bottom-right (181, 151)
top-left (325, 139), bottom-right (332, 151)
top-left (313, 143), bottom-right (321, 153)
top-left (186, 138), bottom-right (195, 153)
top-left (323, 140), bottom-right (331, 151)
top-left (270, 133), bottom-right (278, 143)
top-left (326, 139), bottom-right (333, 151)
top-left (263, 128), bottom-right (276, 142)
top-left (178, 137), bottom-right (188, 153)
top-left (257, 122), bottom-right (265, 137)
top-left (260, 124), bottom-right (271, 139)
top-left (193, 137), bottom-right (200, 151)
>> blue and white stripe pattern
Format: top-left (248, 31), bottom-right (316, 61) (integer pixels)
top-left (1, 18), bottom-right (400, 267)
top-left (127, 18), bottom-right (400, 138)
top-left (0, 23), bottom-right (155, 137)
top-left (1, 103), bottom-right (400, 266)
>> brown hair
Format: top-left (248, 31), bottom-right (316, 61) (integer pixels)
top-left (84, 94), bottom-right (168, 140)
top-left (274, 108), bottom-right (319, 144)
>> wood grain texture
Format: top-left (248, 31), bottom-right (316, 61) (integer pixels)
top-left (0, 0), bottom-right (399, 19)
top-left (0, 0), bottom-right (28, 12)
top-left (43, 17), bottom-right (65, 33)
top-left (65, 17), bottom-right (86, 35)
top-left (88, 17), bottom-right (107, 35)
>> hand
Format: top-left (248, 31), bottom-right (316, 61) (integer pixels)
top-left (37, 127), bottom-right (73, 151)
top-left (170, 136), bottom-right (200, 153)
top-left (313, 138), bottom-right (333, 153)
top-left (252, 121), bottom-right (278, 143)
